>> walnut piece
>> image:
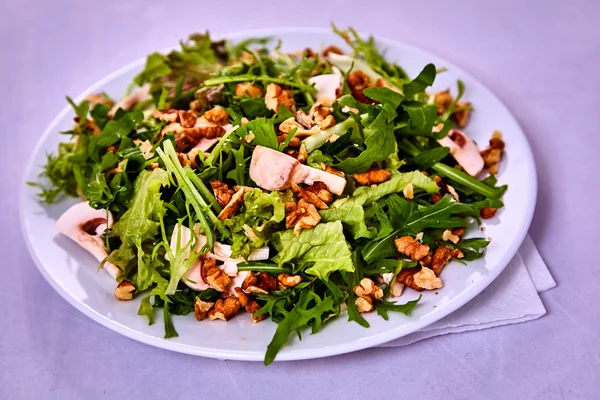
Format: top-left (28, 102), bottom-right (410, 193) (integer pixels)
top-left (210, 180), bottom-right (234, 207)
top-left (347, 70), bottom-right (375, 104)
top-left (202, 256), bottom-right (231, 291)
top-left (355, 295), bottom-right (374, 313)
top-left (203, 107), bottom-right (229, 126)
top-left (235, 83), bottom-right (264, 98)
top-left (480, 207), bottom-right (498, 219)
top-left (442, 229), bottom-right (460, 244)
top-left (208, 298), bottom-right (241, 321)
top-left (403, 183), bottom-right (414, 200)
top-left (234, 287), bottom-right (266, 322)
top-left (412, 267), bottom-right (443, 290)
top-left (394, 236), bottom-right (430, 261)
top-left (325, 166), bottom-right (345, 177)
top-left (241, 272), bottom-right (278, 294)
top-left (481, 131), bottom-right (505, 174)
top-left (277, 274), bottom-right (302, 287)
top-left (218, 187), bottom-right (249, 220)
top-left (430, 246), bottom-right (453, 276)
top-left (433, 90), bottom-right (453, 114)
top-left (353, 277), bottom-right (384, 301)
top-left (285, 199), bottom-right (321, 234)
top-left (194, 298), bottom-right (214, 321)
top-left (291, 182), bottom-right (331, 210)
top-left (454, 101), bottom-right (471, 128)
top-left (113, 281), bottom-right (135, 301)
top-left (353, 168), bottom-right (392, 186)
top-left (432, 176), bottom-right (460, 203)
top-left (265, 83), bottom-right (295, 112)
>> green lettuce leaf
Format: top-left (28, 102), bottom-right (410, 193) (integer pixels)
top-left (320, 171), bottom-right (438, 239)
top-left (110, 168), bottom-right (170, 263)
top-left (223, 189), bottom-right (285, 257)
top-left (272, 221), bottom-right (354, 280)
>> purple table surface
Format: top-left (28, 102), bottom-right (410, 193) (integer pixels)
top-left (1, 0), bottom-right (598, 398)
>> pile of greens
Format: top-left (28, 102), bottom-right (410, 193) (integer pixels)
top-left (31, 25), bottom-right (506, 365)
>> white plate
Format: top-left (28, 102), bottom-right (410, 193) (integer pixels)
top-left (20, 28), bottom-right (537, 362)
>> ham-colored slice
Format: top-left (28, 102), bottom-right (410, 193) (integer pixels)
top-left (249, 146), bottom-right (346, 195)
top-left (437, 129), bottom-right (484, 176)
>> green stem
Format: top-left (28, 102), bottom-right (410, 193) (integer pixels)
top-left (237, 262), bottom-right (291, 275)
top-left (157, 141), bottom-right (215, 250)
top-left (203, 75), bottom-right (316, 92)
top-left (185, 169), bottom-right (222, 214)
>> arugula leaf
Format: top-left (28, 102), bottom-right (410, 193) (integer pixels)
top-left (134, 53), bottom-right (172, 86)
top-left (334, 110), bottom-right (396, 174)
top-left (163, 301), bottom-right (178, 338)
top-left (226, 145), bottom-right (247, 186)
top-left (450, 238), bottom-right (491, 261)
top-left (272, 221), bottom-right (354, 280)
top-left (363, 87), bottom-right (404, 121)
top-left (264, 289), bottom-right (337, 365)
top-left (362, 195), bottom-right (474, 263)
top-left (403, 64), bottom-right (436, 97)
top-left (410, 147), bottom-right (451, 170)
top-left (235, 118), bottom-right (278, 149)
top-left (372, 201), bottom-right (393, 240)
top-left (90, 103), bottom-right (110, 130)
top-left (397, 102), bottom-right (438, 136)
top-left (375, 295), bottom-right (422, 320)
top-left (66, 96), bottom-right (90, 121)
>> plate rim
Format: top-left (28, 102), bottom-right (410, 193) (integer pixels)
top-left (19, 26), bottom-right (538, 362)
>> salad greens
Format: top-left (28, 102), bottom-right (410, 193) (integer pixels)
top-left (32, 25), bottom-right (506, 365)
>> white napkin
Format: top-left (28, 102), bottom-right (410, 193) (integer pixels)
top-left (379, 234), bottom-right (555, 347)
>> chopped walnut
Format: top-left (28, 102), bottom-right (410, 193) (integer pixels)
top-left (241, 271), bottom-right (278, 294)
top-left (432, 176), bottom-right (460, 203)
top-left (353, 277), bottom-right (384, 301)
top-left (286, 199), bottom-right (321, 234)
top-left (310, 102), bottom-right (332, 123)
top-left (480, 207), bottom-right (498, 219)
top-left (319, 114), bottom-right (336, 129)
top-left (113, 281), bottom-right (135, 301)
top-left (442, 229), bottom-right (460, 244)
top-left (152, 108), bottom-right (180, 122)
top-left (454, 101), bottom-right (471, 128)
top-left (403, 183), bottom-right (414, 200)
top-left (395, 236), bottom-right (430, 261)
top-left (86, 93), bottom-right (114, 108)
top-left (279, 117), bottom-right (304, 135)
top-left (322, 45), bottom-right (344, 57)
top-left (430, 246), bottom-right (453, 276)
top-left (235, 82), bottom-right (264, 98)
top-left (291, 183), bottom-right (329, 210)
top-left (218, 187), bottom-right (249, 220)
top-left (201, 256), bottom-right (231, 291)
top-left (412, 267), bottom-right (443, 290)
top-left (355, 295), bottom-right (374, 313)
top-left (203, 107), bottom-right (229, 126)
top-left (347, 70), bottom-right (375, 104)
top-left (433, 90), bottom-right (453, 114)
top-left (265, 83), bottom-right (296, 112)
top-left (481, 131), bottom-right (505, 174)
top-left (208, 298), bottom-right (241, 321)
top-left (304, 181), bottom-right (334, 204)
top-left (234, 287), bottom-right (266, 322)
top-left (210, 180), bottom-right (234, 207)
top-left (325, 166), bottom-right (345, 177)
top-left (451, 227), bottom-right (465, 237)
top-left (451, 249), bottom-right (465, 259)
top-left (277, 274), bottom-right (302, 287)
top-left (353, 168), bottom-right (392, 186)
top-left (194, 298), bottom-right (214, 321)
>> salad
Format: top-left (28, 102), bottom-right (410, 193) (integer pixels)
top-left (31, 25), bottom-right (507, 364)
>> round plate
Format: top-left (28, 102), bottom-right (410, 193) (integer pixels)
top-left (20, 28), bottom-right (537, 361)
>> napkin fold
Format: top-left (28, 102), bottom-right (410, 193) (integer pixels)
top-left (379, 234), bottom-right (555, 347)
